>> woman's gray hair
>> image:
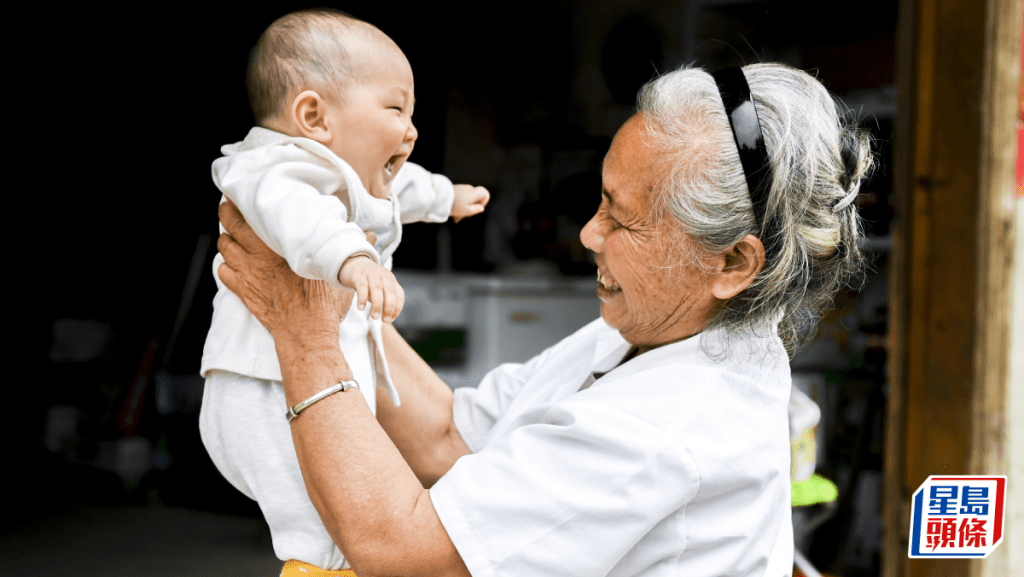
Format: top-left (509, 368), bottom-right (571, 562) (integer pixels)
top-left (637, 63), bottom-right (871, 357)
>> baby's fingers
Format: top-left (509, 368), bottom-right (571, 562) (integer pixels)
top-left (367, 276), bottom-right (385, 320)
top-left (394, 284), bottom-right (406, 322)
top-left (474, 186), bottom-right (491, 206)
top-left (354, 278), bottom-right (369, 312)
top-left (381, 280), bottom-right (405, 323)
top-left (453, 203), bottom-right (486, 223)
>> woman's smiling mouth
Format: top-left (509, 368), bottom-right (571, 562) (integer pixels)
top-left (597, 269), bottom-right (621, 292)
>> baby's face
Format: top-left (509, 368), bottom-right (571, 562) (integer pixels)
top-left (325, 45), bottom-right (417, 199)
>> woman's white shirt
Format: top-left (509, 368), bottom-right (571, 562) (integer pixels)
top-left (430, 318), bottom-right (794, 577)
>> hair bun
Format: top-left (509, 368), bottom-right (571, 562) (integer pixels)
top-left (839, 129), bottom-right (861, 191)
top-left (839, 122), bottom-right (872, 187)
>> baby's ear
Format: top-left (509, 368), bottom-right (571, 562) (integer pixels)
top-left (291, 90), bottom-right (331, 145)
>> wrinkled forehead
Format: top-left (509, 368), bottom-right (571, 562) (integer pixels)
top-left (600, 115), bottom-right (667, 216)
top-left (603, 116), bottom-right (662, 186)
top-left (609, 110), bottom-right (718, 190)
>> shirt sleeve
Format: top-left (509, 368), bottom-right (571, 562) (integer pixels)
top-left (212, 144), bottom-right (378, 291)
top-left (451, 364), bottom-right (526, 453)
top-left (431, 399), bottom-right (701, 577)
top-left (391, 161), bottom-right (455, 223)
top-left (452, 333), bottom-right (583, 452)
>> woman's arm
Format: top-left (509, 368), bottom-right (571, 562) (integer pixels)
top-left (217, 201), bottom-right (470, 577)
top-left (277, 331), bottom-right (468, 577)
top-left (376, 323), bottom-right (471, 487)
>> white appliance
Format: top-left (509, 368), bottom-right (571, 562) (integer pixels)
top-left (393, 270), bottom-right (602, 389)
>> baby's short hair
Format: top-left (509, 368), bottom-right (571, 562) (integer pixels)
top-left (247, 9), bottom-right (365, 124)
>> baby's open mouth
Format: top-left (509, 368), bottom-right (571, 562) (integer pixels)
top-left (383, 155), bottom-right (404, 179)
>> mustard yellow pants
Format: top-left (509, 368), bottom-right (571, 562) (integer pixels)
top-left (281, 559), bottom-right (357, 577)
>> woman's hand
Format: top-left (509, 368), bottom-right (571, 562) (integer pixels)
top-left (217, 199), bottom-right (355, 387)
top-left (217, 200), bottom-right (353, 343)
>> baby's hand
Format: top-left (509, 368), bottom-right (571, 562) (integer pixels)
top-left (451, 184), bottom-right (490, 223)
top-left (337, 256), bottom-right (405, 322)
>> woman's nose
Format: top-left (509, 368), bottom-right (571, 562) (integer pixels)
top-left (580, 213), bottom-right (603, 253)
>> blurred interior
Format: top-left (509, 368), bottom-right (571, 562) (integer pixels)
top-left (19, 1), bottom-right (1021, 576)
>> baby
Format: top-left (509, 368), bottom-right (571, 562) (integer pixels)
top-left (198, 9), bottom-right (488, 573)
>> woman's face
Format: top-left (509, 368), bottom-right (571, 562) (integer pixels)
top-left (580, 114), bottom-right (718, 349)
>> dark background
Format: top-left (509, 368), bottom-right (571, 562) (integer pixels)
top-left (34, 0), bottom-right (897, 370)
top-left (19, 1), bottom-right (897, 573)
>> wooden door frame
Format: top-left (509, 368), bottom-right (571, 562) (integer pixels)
top-left (883, 0), bottom-right (1022, 576)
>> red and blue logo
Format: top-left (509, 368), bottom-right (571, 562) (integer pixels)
top-left (909, 475), bottom-right (1006, 558)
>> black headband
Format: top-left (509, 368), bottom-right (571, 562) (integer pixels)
top-left (711, 67), bottom-right (778, 259)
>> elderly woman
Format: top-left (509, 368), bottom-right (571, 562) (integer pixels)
top-left (216, 63), bottom-right (870, 577)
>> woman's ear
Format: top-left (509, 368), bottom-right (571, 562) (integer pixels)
top-left (709, 234), bottom-right (765, 300)
top-left (290, 90), bottom-right (332, 145)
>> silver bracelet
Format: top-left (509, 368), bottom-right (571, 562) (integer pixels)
top-left (285, 380), bottom-right (360, 423)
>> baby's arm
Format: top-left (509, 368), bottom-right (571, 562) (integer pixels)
top-left (337, 255), bottom-right (405, 323)
top-left (450, 184), bottom-right (490, 223)
top-left (392, 162), bottom-right (489, 224)
top-left (212, 146), bottom-right (378, 291)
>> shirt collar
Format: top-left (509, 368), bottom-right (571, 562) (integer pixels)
top-left (222, 127), bottom-right (291, 154)
top-left (585, 323), bottom-right (706, 387)
top-left (592, 314), bottom-right (788, 388)
top-left (589, 328), bottom-right (632, 374)
top-left (218, 127), bottom-right (376, 209)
